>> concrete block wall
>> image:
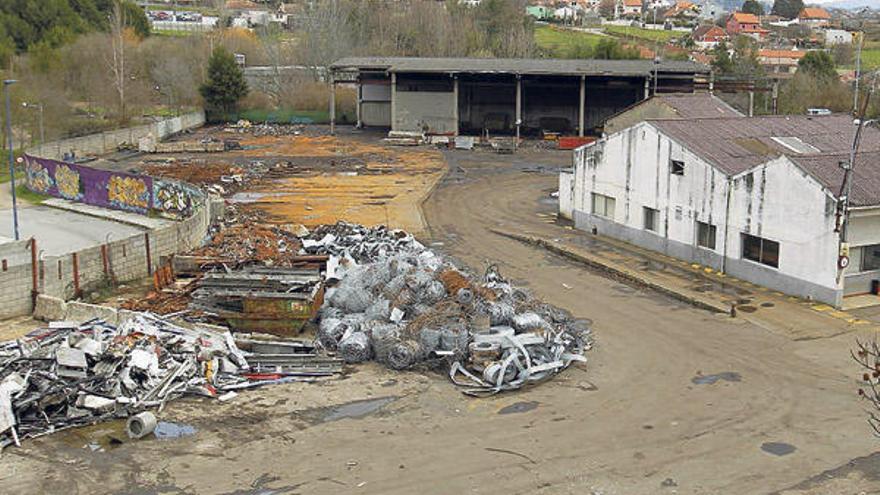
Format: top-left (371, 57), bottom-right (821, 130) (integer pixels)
top-left (29, 111), bottom-right (205, 161)
top-left (0, 196), bottom-right (217, 319)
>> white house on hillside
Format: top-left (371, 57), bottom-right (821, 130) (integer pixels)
top-left (558, 115), bottom-right (880, 307)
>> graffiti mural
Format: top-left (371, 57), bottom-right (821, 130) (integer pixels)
top-left (24, 158), bottom-right (54, 194)
top-left (107, 175), bottom-right (150, 212)
top-left (153, 180), bottom-right (193, 216)
top-left (23, 155), bottom-right (203, 217)
top-left (55, 165), bottom-right (84, 201)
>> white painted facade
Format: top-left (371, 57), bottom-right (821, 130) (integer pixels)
top-left (560, 121), bottom-right (880, 306)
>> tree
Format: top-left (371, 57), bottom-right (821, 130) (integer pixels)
top-left (711, 41), bottom-right (733, 74)
top-left (771, 0), bottom-right (804, 20)
top-left (741, 0), bottom-right (764, 16)
top-left (107, 0), bottom-right (127, 122)
top-left (797, 50), bottom-right (837, 82)
top-left (199, 47), bottom-right (248, 119)
top-left (599, 0), bottom-right (617, 19)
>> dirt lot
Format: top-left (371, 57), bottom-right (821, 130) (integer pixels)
top-left (2, 143), bottom-right (879, 494)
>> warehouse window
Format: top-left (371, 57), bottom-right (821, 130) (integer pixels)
top-left (742, 234), bottom-right (779, 268)
top-left (591, 193), bottom-right (616, 219)
top-left (862, 244), bottom-right (880, 271)
top-left (670, 159), bottom-right (685, 175)
top-left (643, 207), bottom-right (659, 232)
top-left (696, 221), bottom-right (716, 250)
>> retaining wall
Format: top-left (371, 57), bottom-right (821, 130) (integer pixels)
top-left (28, 111), bottom-right (205, 161)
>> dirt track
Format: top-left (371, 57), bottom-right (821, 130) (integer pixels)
top-left (1, 146), bottom-right (879, 494)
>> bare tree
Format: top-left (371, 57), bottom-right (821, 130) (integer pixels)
top-left (854, 338), bottom-right (880, 434)
top-left (107, 0), bottom-right (128, 122)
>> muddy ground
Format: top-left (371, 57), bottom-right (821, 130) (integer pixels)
top-left (2, 138), bottom-right (879, 494)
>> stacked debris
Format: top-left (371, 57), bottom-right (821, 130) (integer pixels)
top-left (190, 266), bottom-right (325, 336)
top-left (191, 223), bottom-right (304, 266)
top-left (0, 314), bottom-right (341, 449)
top-left (223, 120), bottom-right (305, 137)
top-left (308, 222), bottom-right (591, 396)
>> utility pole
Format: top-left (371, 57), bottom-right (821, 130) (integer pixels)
top-left (836, 71), bottom-right (878, 283)
top-left (4, 80), bottom-right (19, 241)
top-left (854, 32), bottom-right (863, 113)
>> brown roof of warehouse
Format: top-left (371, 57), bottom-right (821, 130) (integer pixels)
top-left (790, 151), bottom-right (880, 207)
top-left (330, 57), bottom-right (708, 77)
top-left (609, 93), bottom-right (743, 121)
top-left (650, 114), bottom-right (880, 175)
top-left (650, 115), bottom-right (880, 206)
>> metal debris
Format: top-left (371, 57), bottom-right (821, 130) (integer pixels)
top-left (0, 313), bottom-right (342, 449)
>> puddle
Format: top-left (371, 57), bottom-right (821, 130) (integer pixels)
top-left (498, 401), bottom-right (540, 415)
top-left (691, 372), bottom-right (742, 385)
top-left (761, 442), bottom-right (796, 456)
top-left (737, 305), bottom-right (758, 313)
top-left (761, 302), bottom-right (775, 308)
top-left (322, 397), bottom-right (397, 422)
top-left (154, 421), bottom-right (197, 440)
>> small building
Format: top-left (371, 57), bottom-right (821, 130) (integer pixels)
top-left (329, 57), bottom-right (708, 136)
top-left (526, 5), bottom-right (553, 20)
top-left (559, 114), bottom-right (880, 306)
top-left (692, 24), bottom-right (728, 50)
top-left (798, 7), bottom-right (831, 27)
top-left (758, 49), bottom-right (808, 77)
top-left (825, 29), bottom-right (853, 46)
top-left (726, 12), bottom-right (769, 40)
top-left (604, 92), bottom-right (742, 134)
top-left (620, 0), bottom-right (643, 18)
top-left (664, 0), bottom-right (700, 21)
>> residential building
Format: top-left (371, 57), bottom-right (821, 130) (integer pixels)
top-left (825, 29), bottom-right (853, 46)
top-left (558, 114), bottom-right (880, 306)
top-left (329, 57), bottom-right (707, 136)
top-left (526, 5), bottom-right (554, 20)
top-left (726, 12), bottom-right (769, 40)
top-left (798, 7), bottom-right (831, 27)
top-left (664, 0), bottom-right (700, 21)
top-left (758, 49), bottom-right (807, 77)
top-left (692, 24), bottom-right (728, 50)
top-left (604, 93), bottom-right (742, 134)
top-left (620, 0), bottom-right (643, 18)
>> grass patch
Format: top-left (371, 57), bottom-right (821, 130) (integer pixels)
top-left (861, 49), bottom-right (880, 69)
top-left (152, 29), bottom-right (201, 38)
top-left (15, 184), bottom-right (48, 205)
top-left (535, 25), bottom-right (606, 57)
top-left (222, 108), bottom-right (356, 125)
top-left (604, 25), bottom-right (682, 43)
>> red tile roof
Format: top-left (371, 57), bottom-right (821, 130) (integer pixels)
top-left (731, 12), bottom-right (760, 24)
top-left (799, 7), bottom-right (831, 20)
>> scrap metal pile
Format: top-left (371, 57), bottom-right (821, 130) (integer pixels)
top-left (0, 313), bottom-right (341, 448)
top-left (306, 222), bottom-right (592, 396)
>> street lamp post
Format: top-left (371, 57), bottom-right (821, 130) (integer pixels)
top-left (22, 102), bottom-right (44, 149)
top-left (4, 79), bottom-right (20, 241)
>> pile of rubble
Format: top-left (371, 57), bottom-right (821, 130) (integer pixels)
top-left (0, 313), bottom-right (341, 449)
top-left (223, 120), bottom-right (305, 137)
top-left (307, 223), bottom-right (592, 396)
top-left (191, 222), bottom-right (305, 266)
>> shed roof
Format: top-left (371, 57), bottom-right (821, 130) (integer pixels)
top-left (799, 7), bottom-right (831, 19)
top-left (330, 57), bottom-right (707, 77)
top-left (607, 93), bottom-right (743, 123)
top-left (789, 151), bottom-right (880, 207)
top-left (649, 114), bottom-right (880, 177)
top-left (730, 12), bottom-right (760, 24)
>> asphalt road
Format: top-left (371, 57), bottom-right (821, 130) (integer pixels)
top-left (0, 206), bottom-right (145, 256)
top-left (0, 147), bottom-right (877, 494)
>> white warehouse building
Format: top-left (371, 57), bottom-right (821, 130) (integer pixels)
top-left (558, 114), bottom-right (880, 307)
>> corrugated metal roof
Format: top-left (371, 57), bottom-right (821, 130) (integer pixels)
top-left (650, 115), bottom-right (880, 178)
top-left (330, 57), bottom-right (708, 77)
top-left (655, 93), bottom-right (744, 118)
top-left (790, 151), bottom-right (880, 207)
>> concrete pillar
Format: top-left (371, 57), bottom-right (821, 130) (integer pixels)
top-left (390, 73), bottom-right (397, 132)
top-left (355, 83), bottom-right (362, 129)
top-left (515, 75), bottom-right (522, 142)
top-left (644, 77), bottom-right (650, 100)
top-left (453, 76), bottom-right (459, 137)
top-left (578, 76), bottom-right (586, 137)
top-left (329, 77), bottom-right (336, 135)
top-left (748, 90), bottom-right (755, 117)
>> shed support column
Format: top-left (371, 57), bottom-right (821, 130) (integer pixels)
top-left (578, 75), bottom-right (586, 137)
top-left (390, 73), bottom-right (397, 132)
top-left (515, 75), bottom-right (522, 142)
top-left (644, 77), bottom-right (650, 100)
top-left (453, 76), bottom-right (459, 136)
top-left (329, 77), bottom-right (336, 135)
top-left (355, 83), bottom-right (362, 129)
